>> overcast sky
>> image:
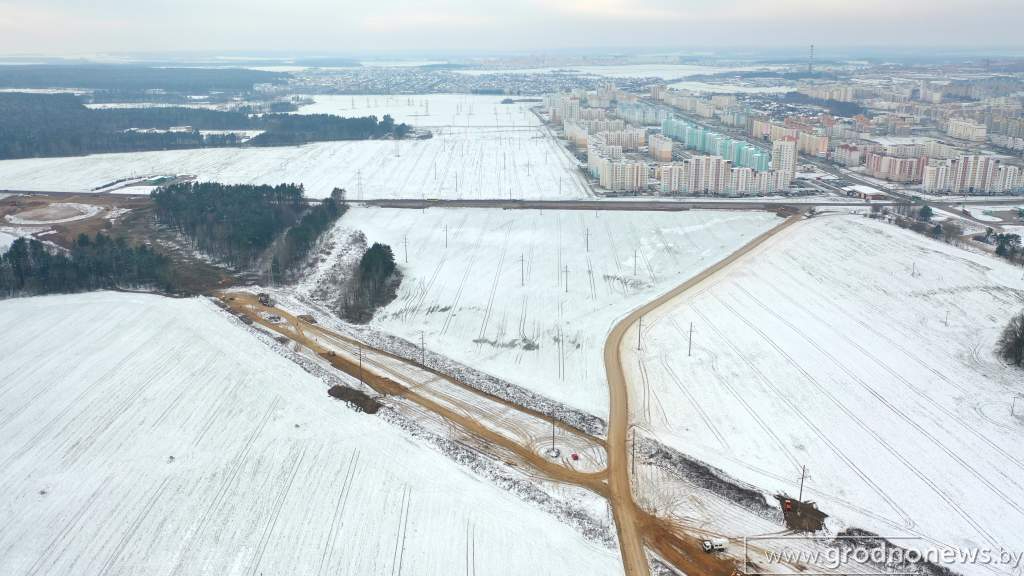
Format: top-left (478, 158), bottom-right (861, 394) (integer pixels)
top-left (1, 0), bottom-right (1021, 56)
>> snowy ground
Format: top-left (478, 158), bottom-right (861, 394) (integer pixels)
top-left (297, 207), bottom-right (781, 419)
top-left (623, 214), bottom-right (1024, 575)
top-left (4, 202), bottom-right (102, 225)
top-left (0, 229), bottom-right (17, 251)
top-left (0, 292), bottom-right (623, 576)
top-left (293, 93), bottom-right (543, 129)
top-left (0, 127), bottom-right (589, 200)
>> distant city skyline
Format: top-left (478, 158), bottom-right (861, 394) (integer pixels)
top-left (1, 0), bottom-right (1022, 57)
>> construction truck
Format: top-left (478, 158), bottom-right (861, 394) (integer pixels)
top-left (257, 293), bottom-right (273, 307)
top-left (702, 538), bottom-right (728, 553)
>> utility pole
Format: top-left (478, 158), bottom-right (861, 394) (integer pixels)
top-left (404, 236), bottom-right (408, 263)
top-left (585, 228), bottom-right (589, 252)
top-left (444, 225), bottom-right (448, 248)
top-left (520, 254), bottom-right (525, 287)
top-left (798, 465), bottom-right (808, 501)
top-left (563, 265), bottom-right (569, 293)
top-left (688, 321), bottom-right (694, 357)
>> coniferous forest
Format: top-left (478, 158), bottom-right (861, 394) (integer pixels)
top-left (0, 93), bottom-right (410, 159)
top-left (0, 234), bottom-right (169, 296)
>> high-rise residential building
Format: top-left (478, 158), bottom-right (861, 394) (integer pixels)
top-left (648, 134), bottom-right (674, 162)
top-left (657, 157), bottom-right (786, 196)
top-left (798, 132), bottom-right (829, 157)
top-left (922, 163), bottom-right (951, 193)
top-left (751, 119), bottom-right (799, 142)
top-left (662, 117), bottom-right (770, 171)
top-left (564, 121), bottom-right (589, 147)
top-left (600, 127), bottom-right (647, 151)
top-left (772, 137), bottom-right (798, 180)
top-left (833, 144), bottom-right (863, 167)
top-left (946, 118), bottom-right (988, 142)
top-left (951, 155), bottom-right (1000, 193)
top-left (599, 159), bottom-right (649, 193)
top-left (922, 155), bottom-right (1023, 194)
top-left (798, 84), bottom-right (856, 102)
top-left (864, 152), bottom-right (927, 183)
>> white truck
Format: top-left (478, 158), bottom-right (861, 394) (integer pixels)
top-left (702, 538), bottom-right (728, 553)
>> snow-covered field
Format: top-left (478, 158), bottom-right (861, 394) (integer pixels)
top-left (0, 292), bottom-right (622, 576)
top-left (0, 99), bottom-right (588, 200)
top-left (293, 93), bottom-right (542, 128)
top-left (624, 215), bottom-right (1024, 573)
top-left (0, 229), bottom-right (17, 251)
top-left (299, 207), bottom-right (780, 419)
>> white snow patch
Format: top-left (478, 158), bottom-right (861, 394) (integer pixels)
top-left (4, 202), bottom-right (101, 225)
top-left (293, 93), bottom-right (542, 128)
top-left (0, 292), bottom-right (623, 576)
top-left (624, 215), bottom-right (1024, 575)
top-left (0, 127), bottom-right (589, 200)
top-left (298, 206), bottom-right (780, 418)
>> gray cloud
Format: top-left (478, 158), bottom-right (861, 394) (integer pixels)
top-left (0, 0), bottom-right (1021, 56)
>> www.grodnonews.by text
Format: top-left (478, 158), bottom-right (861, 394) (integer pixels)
top-left (754, 542), bottom-right (1024, 572)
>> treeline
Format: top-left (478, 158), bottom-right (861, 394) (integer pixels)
top-left (153, 182), bottom-right (307, 268)
top-left (0, 65), bottom-right (286, 91)
top-left (271, 197), bottom-right (347, 280)
top-left (341, 242), bottom-right (400, 323)
top-left (0, 93), bottom-right (411, 159)
top-left (0, 234), bottom-right (169, 297)
top-left (248, 113), bottom-right (409, 146)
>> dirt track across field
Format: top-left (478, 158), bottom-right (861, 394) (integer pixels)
top-left (220, 293), bottom-right (608, 486)
top-left (219, 211), bottom-right (803, 576)
top-left (602, 212), bottom-right (805, 576)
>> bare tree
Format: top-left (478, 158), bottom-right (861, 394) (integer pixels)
top-left (997, 312), bottom-right (1024, 367)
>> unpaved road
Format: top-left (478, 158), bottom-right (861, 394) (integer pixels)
top-left (220, 293), bottom-right (608, 486)
top-left (602, 212), bottom-right (805, 576)
top-left (220, 212), bottom-right (803, 576)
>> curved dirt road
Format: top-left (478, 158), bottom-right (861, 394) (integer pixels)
top-left (602, 212), bottom-right (804, 576)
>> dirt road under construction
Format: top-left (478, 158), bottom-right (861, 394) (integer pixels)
top-left (220, 212), bottom-right (804, 576)
top-left (604, 212), bottom-right (804, 575)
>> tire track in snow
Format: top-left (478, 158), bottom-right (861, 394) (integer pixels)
top-left (22, 476), bottom-right (114, 576)
top-left (476, 221), bottom-right (513, 343)
top-left (248, 445), bottom-right (307, 576)
top-left (97, 478), bottom-right (170, 576)
top-left (439, 214), bottom-right (492, 336)
top-left (773, 259), bottom-right (1024, 481)
top-left (735, 282), bottom-right (1024, 517)
top-left (656, 350), bottom-right (729, 451)
top-left (317, 449), bottom-right (361, 576)
top-left (711, 292), bottom-right (998, 543)
top-left (169, 398), bottom-right (280, 576)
